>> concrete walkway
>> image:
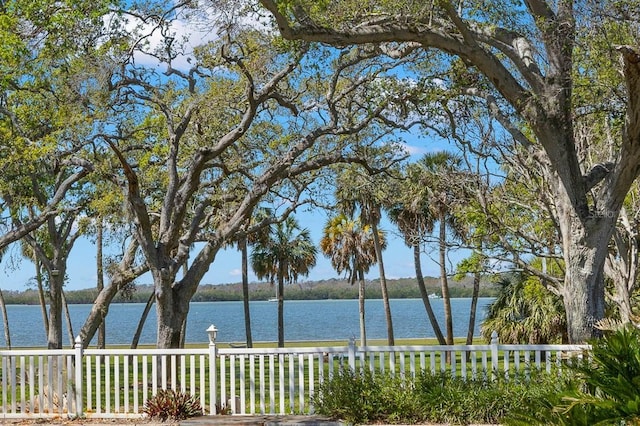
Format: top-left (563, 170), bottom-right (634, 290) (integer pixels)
top-left (180, 415), bottom-right (344, 426)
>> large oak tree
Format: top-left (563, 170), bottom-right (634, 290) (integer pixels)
top-left (74, 3), bottom-right (407, 348)
top-left (259, 0), bottom-right (640, 343)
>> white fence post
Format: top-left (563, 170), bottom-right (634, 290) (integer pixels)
top-left (73, 336), bottom-right (83, 418)
top-left (207, 325), bottom-right (218, 415)
top-left (348, 337), bottom-right (356, 371)
top-left (490, 331), bottom-right (499, 380)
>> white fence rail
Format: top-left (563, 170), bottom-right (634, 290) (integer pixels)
top-left (0, 331), bottom-right (589, 420)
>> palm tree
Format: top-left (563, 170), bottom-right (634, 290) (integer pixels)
top-left (335, 167), bottom-right (395, 345)
top-left (237, 207), bottom-right (273, 348)
top-left (459, 252), bottom-right (487, 345)
top-left (387, 169), bottom-right (446, 345)
top-left (417, 152), bottom-right (467, 345)
top-left (320, 213), bottom-right (383, 346)
top-left (452, 187), bottom-right (492, 345)
top-left (482, 272), bottom-right (566, 344)
top-left (251, 216), bottom-right (317, 347)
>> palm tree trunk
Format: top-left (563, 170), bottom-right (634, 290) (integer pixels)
top-left (466, 270), bottom-right (481, 345)
top-left (240, 237), bottom-right (253, 348)
top-left (438, 216), bottom-right (453, 345)
top-left (413, 244), bottom-right (445, 344)
top-left (0, 289), bottom-right (11, 349)
top-left (371, 222), bottom-right (394, 345)
top-left (357, 270), bottom-right (367, 346)
top-left (277, 265), bottom-right (285, 348)
top-left (96, 219), bottom-right (106, 349)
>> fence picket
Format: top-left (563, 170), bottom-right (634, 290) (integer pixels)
top-left (220, 354), bottom-right (226, 412)
top-left (278, 353), bottom-right (284, 414)
top-left (124, 355), bottom-right (129, 414)
top-left (288, 354), bottom-right (294, 414)
top-left (308, 354), bottom-right (315, 414)
top-left (249, 354), bottom-right (256, 414)
top-left (231, 354), bottom-right (238, 414)
top-left (269, 354), bottom-right (275, 414)
top-left (259, 355), bottom-right (265, 414)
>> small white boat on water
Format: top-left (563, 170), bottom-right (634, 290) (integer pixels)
top-left (428, 293), bottom-right (441, 299)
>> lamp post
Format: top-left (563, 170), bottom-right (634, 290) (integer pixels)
top-left (207, 324), bottom-right (218, 345)
top-left (207, 324), bottom-right (218, 413)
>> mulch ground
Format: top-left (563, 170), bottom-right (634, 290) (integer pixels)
top-left (0, 417), bottom-right (172, 425)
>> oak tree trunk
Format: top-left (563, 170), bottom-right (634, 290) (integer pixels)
top-left (62, 290), bottom-right (74, 346)
top-left (156, 270), bottom-right (191, 349)
top-left (558, 199), bottom-right (615, 343)
top-left (35, 259), bottom-right (49, 340)
top-left (47, 273), bottom-right (63, 349)
top-left (0, 289), bottom-right (11, 349)
top-left (131, 292), bottom-right (154, 349)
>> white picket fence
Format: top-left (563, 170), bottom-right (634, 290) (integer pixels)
top-left (0, 330), bottom-right (589, 420)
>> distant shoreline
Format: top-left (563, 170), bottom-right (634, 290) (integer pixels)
top-left (2, 276), bottom-right (498, 305)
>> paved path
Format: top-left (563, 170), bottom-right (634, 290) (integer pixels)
top-left (180, 415), bottom-right (343, 426)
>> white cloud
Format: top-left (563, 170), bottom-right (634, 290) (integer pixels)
top-left (104, 3), bottom-right (220, 70)
top-left (110, 1), bottom-right (274, 71)
top-left (399, 142), bottom-right (428, 156)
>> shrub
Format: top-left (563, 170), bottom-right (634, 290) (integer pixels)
top-left (312, 368), bottom-right (385, 424)
top-left (313, 366), bottom-right (576, 425)
top-left (417, 373), bottom-right (508, 424)
top-left (142, 389), bottom-right (202, 421)
top-left (377, 375), bottom-right (426, 423)
top-left (507, 325), bottom-right (640, 425)
top-left (415, 371), bottom-right (576, 425)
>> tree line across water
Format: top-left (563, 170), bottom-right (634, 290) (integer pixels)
top-left (3, 276), bottom-right (497, 305)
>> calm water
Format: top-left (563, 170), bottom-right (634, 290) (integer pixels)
top-left (0, 298), bottom-right (494, 347)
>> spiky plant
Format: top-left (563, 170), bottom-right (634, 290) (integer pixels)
top-left (142, 389), bottom-right (202, 421)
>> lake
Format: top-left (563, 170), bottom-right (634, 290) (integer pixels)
top-left (0, 297), bottom-right (495, 347)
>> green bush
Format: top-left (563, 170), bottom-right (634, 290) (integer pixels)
top-left (312, 368), bottom-right (384, 424)
top-left (377, 376), bottom-right (425, 424)
top-left (415, 371), bottom-right (565, 425)
top-left (507, 325), bottom-right (640, 425)
top-left (313, 367), bottom-right (573, 425)
top-left (142, 389), bottom-right (202, 421)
